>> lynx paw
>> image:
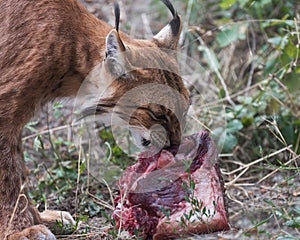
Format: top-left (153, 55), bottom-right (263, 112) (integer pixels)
top-left (7, 225), bottom-right (56, 240)
top-left (39, 210), bottom-right (76, 234)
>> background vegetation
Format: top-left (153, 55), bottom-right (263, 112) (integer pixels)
top-left (22, 0), bottom-right (299, 239)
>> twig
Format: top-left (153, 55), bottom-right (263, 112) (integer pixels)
top-left (88, 192), bottom-right (114, 211)
top-left (104, 142), bottom-right (112, 162)
top-left (201, 78), bottom-right (271, 108)
top-left (226, 166), bottom-right (249, 186)
top-left (246, 22), bottom-right (257, 92)
top-left (223, 146), bottom-right (292, 176)
top-left (102, 178), bottom-right (115, 209)
top-left (75, 131), bottom-right (83, 219)
top-left (221, 43), bottom-right (236, 82)
top-left (5, 183), bottom-right (27, 240)
top-left (264, 117), bottom-right (287, 146)
top-left (258, 154), bottom-right (300, 183)
top-left (117, 189), bottom-right (129, 238)
top-left (22, 123), bottom-right (79, 141)
top-left (180, 0), bottom-right (194, 45)
top-left (188, 110), bottom-right (214, 133)
top-left (226, 191), bottom-right (244, 207)
top-left (293, 18), bottom-right (300, 67)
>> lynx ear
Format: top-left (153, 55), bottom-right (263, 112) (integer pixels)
top-left (153, 0), bottom-right (182, 50)
top-left (105, 3), bottom-right (126, 76)
top-left (105, 30), bottom-right (126, 76)
top-left (106, 29), bottom-right (125, 58)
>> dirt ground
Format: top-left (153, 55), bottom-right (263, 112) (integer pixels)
top-left (22, 0), bottom-right (300, 239)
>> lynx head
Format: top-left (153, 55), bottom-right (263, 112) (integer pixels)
top-left (82, 0), bottom-right (190, 151)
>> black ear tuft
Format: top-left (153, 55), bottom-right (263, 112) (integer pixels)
top-left (114, 2), bottom-right (120, 32)
top-left (153, 0), bottom-right (182, 49)
top-left (160, 0), bottom-right (180, 36)
top-left (169, 16), bottom-right (181, 36)
top-left (161, 0), bottom-right (176, 17)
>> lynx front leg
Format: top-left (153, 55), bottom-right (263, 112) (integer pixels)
top-left (0, 178), bottom-right (57, 240)
top-left (7, 225), bottom-right (56, 240)
top-left (7, 210), bottom-right (76, 240)
top-left (0, 131), bottom-right (30, 238)
top-left (0, 132), bottom-right (75, 239)
top-left (4, 207), bottom-right (75, 240)
top-left (39, 210), bottom-right (76, 235)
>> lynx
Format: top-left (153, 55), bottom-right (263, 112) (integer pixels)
top-left (0, 0), bottom-right (189, 239)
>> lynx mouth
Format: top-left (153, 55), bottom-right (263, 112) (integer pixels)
top-left (112, 131), bottom-right (229, 239)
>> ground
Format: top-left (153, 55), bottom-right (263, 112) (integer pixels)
top-left (22, 0), bottom-right (299, 239)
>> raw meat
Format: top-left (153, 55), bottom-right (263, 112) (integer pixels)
top-left (113, 131), bottom-right (229, 239)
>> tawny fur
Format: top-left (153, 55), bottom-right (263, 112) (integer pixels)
top-left (0, 0), bottom-right (189, 239)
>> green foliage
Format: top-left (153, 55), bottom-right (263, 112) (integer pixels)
top-left (53, 102), bottom-right (65, 119)
top-left (50, 219), bottom-right (79, 235)
top-left (179, 2), bottom-right (299, 238)
top-left (183, 0), bottom-right (300, 156)
top-left (98, 129), bottom-right (135, 169)
top-left (214, 118), bottom-right (243, 153)
top-left (25, 105), bottom-right (109, 230)
top-left (216, 23), bottom-right (248, 48)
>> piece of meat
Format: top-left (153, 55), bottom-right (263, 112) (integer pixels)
top-left (112, 131), bottom-right (229, 239)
